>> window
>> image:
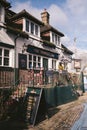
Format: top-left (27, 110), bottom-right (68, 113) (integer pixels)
top-left (58, 36), bottom-right (60, 45)
top-left (26, 20), bottom-right (29, 32)
top-left (35, 24), bottom-right (38, 36)
top-left (0, 48), bottom-right (9, 66)
top-left (28, 54), bottom-right (41, 69)
top-left (4, 49), bottom-right (9, 66)
top-left (31, 22), bottom-right (34, 34)
top-left (33, 55), bottom-right (36, 68)
top-left (38, 57), bottom-right (41, 67)
top-left (25, 19), bottom-right (39, 37)
top-left (52, 60), bottom-right (56, 70)
top-left (55, 34), bottom-right (57, 44)
top-left (52, 33), bottom-right (54, 43)
top-left (29, 54), bottom-right (32, 68)
top-left (52, 32), bottom-right (60, 45)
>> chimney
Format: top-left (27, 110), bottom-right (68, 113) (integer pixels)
top-left (41, 9), bottom-right (50, 25)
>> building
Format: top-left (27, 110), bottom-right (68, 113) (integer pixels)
top-left (0, 0), bottom-right (73, 88)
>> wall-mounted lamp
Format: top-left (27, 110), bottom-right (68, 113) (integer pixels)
top-left (22, 43), bottom-right (28, 53)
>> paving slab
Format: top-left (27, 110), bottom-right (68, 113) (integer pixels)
top-left (71, 103), bottom-right (87, 130)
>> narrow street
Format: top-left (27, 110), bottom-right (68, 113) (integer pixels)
top-left (71, 102), bottom-right (87, 130)
top-left (0, 92), bottom-right (87, 130)
top-left (28, 92), bottom-right (87, 130)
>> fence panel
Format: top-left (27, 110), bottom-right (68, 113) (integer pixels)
top-left (44, 85), bottom-right (78, 108)
top-left (0, 67), bottom-right (14, 88)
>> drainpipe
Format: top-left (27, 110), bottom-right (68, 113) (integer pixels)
top-left (14, 34), bottom-right (20, 87)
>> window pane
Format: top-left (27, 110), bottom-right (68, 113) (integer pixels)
top-left (26, 20), bottom-right (29, 32)
top-left (55, 34), bottom-right (57, 44)
top-left (29, 62), bottom-right (32, 68)
top-left (31, 22), bottom-right (34, 34)
top-left (33, 56), bottom-right (36, 61)
top-left (29, 54), bottom-right (32, 60)
top-left (0, 57), bottom-right (2, 65)
top-left (38, 57), bottom-right (41, 62)
top-left (0, 48), bottom-right (2, 56)
top-left (38, 63), bottom-right (40, 67)
top-left (4, 49), bottom-right (9, 57)
top-left (52, 33), bottom-right (54, 42)
top-left (4, 58), bottom-right (9, 66)
top-left (58, 36), bottom-right (60, 45)
top-left (35, 25), bottom-right (38, 36)
top-left (33, 62), bottom-right (36, 68)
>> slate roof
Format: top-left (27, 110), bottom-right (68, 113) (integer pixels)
top-left (62, 44), bottom-right (73, 55)
top-left (41, 24), bottom-right (64, 37)
top-left (9, 9), bottom-right (44, 26)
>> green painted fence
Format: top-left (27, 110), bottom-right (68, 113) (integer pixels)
top-left (44, 85), bottom-right (78, 108)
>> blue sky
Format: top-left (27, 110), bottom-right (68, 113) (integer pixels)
top-left (8, 0), bottom-right (87, 52)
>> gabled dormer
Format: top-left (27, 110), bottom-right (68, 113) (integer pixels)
top-left (41, 9), bottom-right (64, 48)
top-left (9, 9), bottom-right (43, 40)
top-left (0, 0), bottom-right (10, 26)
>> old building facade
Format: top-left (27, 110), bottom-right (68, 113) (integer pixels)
top-left (0, 0), bottom-right (73, 87)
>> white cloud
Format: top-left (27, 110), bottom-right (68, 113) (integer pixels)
top-left (11, 1), bottom-right (42, 20)
top-left (48, 4), bottom-right (68, 27)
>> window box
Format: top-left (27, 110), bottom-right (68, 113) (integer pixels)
top-left (43, 40), bottom-right (56, 48)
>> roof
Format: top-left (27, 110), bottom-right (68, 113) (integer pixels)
top-left (6, 25), bottom-right (29, 39)
top-left (62, 44), bottom-right (73, 55)
top-left (0, 0), bottom-right (11, 8)
top-left (5, 10), bottom-right (28, 39)
top-left (9, 9), bottom-right (44, 25)
top-left (0, 30), bottom-right (14, 45)
top-left (41, 24), bottom-right (64, 37)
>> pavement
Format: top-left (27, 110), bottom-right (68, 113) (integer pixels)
top-left (29, 92), bottom-right (87, 130)
top-left (71, 102), bottom-right (87, 130)
top-left (0, 92), bottom-right (87, 130)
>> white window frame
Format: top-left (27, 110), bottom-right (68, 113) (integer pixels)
top-left (52, 59), bottom-right (56, 70)
top-left (28, 54), bottom-right (41, 69)
top-left (0, 47), bottom-right (10, 67)
top-left (25, 19), bottom-right (39, 37)
top-left (51, 32), bottom-right (60, 46)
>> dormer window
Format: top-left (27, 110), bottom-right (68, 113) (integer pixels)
top-left (51, 32), bottom-right (60, 46)
top-left (25, 19), bottom-right (39, 37)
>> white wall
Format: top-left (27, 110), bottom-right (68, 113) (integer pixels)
top-left (0, 5), bottom-right (5, 26)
